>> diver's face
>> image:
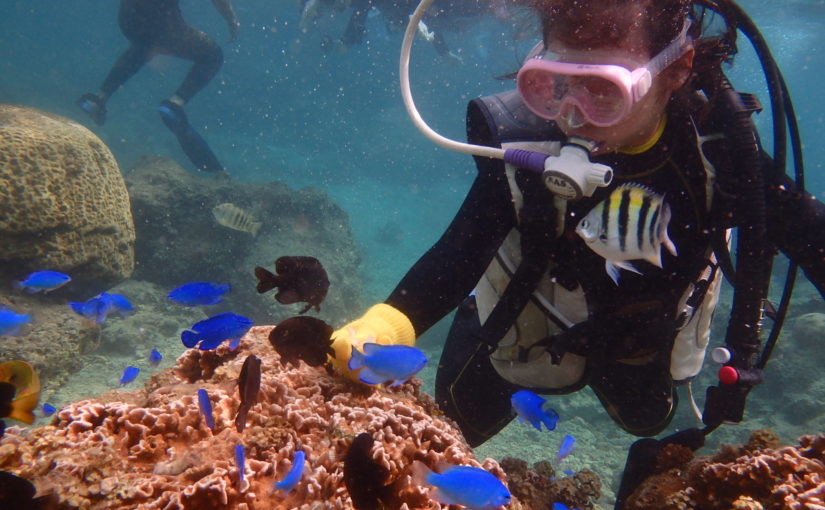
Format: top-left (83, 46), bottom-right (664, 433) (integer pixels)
top-left (547, 18), bottom-right (684, 154)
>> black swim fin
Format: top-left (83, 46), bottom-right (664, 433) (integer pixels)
top-left (76, 93), bottom-right (107, 126)
top-left (157, 100), bottom-right (225, 173)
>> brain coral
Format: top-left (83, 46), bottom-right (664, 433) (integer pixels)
top-left (0, 104), bottom-right (134, 295)
top-left (0, 326), bottom-right (517, 510)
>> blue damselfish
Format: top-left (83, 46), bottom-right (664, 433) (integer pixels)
top-left (107, 293), bottom-right (134, 315)
top-left (511, 390), bottom-right (559, 432)
top-left (553, 503), bottom-right (582, 510)
top-left (181, 313), bottom-right (254, 350)
top-left (42, 403), bottom-right (56, 417)
top-left (148, 348), bottom-right (163, 367)
top-left (16, 271), bottom-right (71, 293)
top-left (235, 444), bottom-right (245, 485)
top-left (557, 435), bottom-right (576, 463)
top-left (274, 450), bottom-right (305, 494)
top-left (411, 461), bottom-right (511, 510)
top-left (168, 282), bottom-right (231, 306)
top-left (119, 366), bottom-right (139, 386)
top-left (69, 292), bottom-right (134, 324)
top-left (347, 343), bottom-right (427, 386)
top-left (69, 298), bottom-right (110, 324)
top-left (198, 389), bottom-right (215, 431)
top-left (0, 308), bottom-right (31, 336)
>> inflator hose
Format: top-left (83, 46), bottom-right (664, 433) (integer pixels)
top-left (719, 78), bottom-right (769, 363)
top-left (701, 73), bottom-right (770, 428)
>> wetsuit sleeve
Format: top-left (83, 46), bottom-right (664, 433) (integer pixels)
top-left (385, 163), bottom-right (516, 335)
top-left (767, 172), bottom-right (825, 296)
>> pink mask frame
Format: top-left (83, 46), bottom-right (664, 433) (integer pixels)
top-left (517, 20), bottom-right (692, 127)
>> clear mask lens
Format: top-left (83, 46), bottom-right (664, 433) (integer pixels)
top-left (559, 103), bottom-right (588, 129)
top-left (519, 69), bottom-right (627, 126)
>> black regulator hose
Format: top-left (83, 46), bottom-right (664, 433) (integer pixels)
top-left (701, 72), bottom-right (770, 428)
top-left (699, 0), bottom-right (808, 427)
top-left (758, 65), bottom-right (805, 369)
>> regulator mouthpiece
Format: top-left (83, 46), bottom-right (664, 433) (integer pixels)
top-left (543, 137), bottom-right (613, 200)
top-left (542, 138), bottom-right (613, 200)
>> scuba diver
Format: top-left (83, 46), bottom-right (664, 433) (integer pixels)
top-left (329, 0), bottom-right (823, 507)
top-left (76, 0), bottom-right (239, 174)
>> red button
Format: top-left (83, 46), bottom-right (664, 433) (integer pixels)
top-left (718, 366), bottom-right (739, 385)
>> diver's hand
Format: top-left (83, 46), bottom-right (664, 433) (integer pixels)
top-left (329, 304), bottom-right (415, 383)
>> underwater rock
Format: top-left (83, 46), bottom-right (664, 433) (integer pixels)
top-left (124, 156), bottom-right (362, 325)
top-left (97, 279), bottom-right (207, 357)
top-left (0, 104), bottom-right (135, 297)
top-left (624, 430), bottom-right (825, 510)
top-left (790, 313), bottom-right (825, 351)
top-left (0, 326), bottom-right (513, 509)
top-left (0, 293), bottom-right (99, 391)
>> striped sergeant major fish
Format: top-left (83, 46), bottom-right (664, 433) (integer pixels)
top-left (212, 203), bottom-right (262, 237)
top-left (575, 183), bottom-right (677, 285)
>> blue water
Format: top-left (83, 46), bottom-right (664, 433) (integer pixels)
top-left (3, 1), bottom-right (824, 295)
top-left (2, 0), bottom-right (825, 504)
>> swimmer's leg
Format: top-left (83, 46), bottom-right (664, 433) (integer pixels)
top-left (159, 26), bottom-right (223, 103)
top-left (77, 44), bottom-right (152, 126)
top-left (152, 27), bottom-right (225, 173)
top-left (157, 100), bottom-right (224, 173)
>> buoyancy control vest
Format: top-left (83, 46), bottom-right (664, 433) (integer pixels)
top-left (467, 89), bottom-right (734, 393)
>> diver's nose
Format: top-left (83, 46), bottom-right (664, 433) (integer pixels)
top-left (559, 103), bottom-right (588, 129)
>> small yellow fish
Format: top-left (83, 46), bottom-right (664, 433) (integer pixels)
top-left (212, 203), bottom-right (262, 237)
top-left (0, 360), bottom-right (41, 425)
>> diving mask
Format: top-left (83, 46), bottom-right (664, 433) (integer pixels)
top-left (517, 20), bottom-right (692, 127)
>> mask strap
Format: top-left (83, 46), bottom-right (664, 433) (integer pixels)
top-left (645, 20), bottom-right (693, 80)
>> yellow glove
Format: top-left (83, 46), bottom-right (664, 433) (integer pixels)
top-left (330, 304), bottom-right (415, 383)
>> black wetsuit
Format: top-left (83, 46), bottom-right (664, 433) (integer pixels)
top-left (100, 0), bottom-right (222, 103)
top-left (383, 90), bottom-right (825, 446)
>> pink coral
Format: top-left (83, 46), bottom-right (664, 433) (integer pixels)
top-left (0, 326), bottom-right (512, 509)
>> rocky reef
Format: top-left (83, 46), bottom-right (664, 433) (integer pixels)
top-left (0, 294), bottom-right (99, 386)
top-left (0, 104), bottom-right (135, 297)
top-left (624, 429), bottom-right (825, 509)
top-left (125, 155), bottom-right (363, 326)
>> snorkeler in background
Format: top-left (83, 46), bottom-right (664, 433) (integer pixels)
top-left (76, 0), bottom-right (239, 174)
top-left (300, 0), bottom-right (490, 63)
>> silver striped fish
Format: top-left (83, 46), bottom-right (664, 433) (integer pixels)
top-left (575, 184), bottom-right (677, 284)
top-left (212, 203), bottom-right (262, 237)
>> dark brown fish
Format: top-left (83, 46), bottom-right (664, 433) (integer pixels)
top-left (0, 382), bottom-right (15, 438)
top-left (254, 256), bottom-right (330, 314)
top-left (344, 433), bottom-right (397, 510)
top-left (268, 316), bottom-right (334, 367)
top-left (0, 470), bottom-right (39, 509)
top-left (234, 354), bottom-right (262, 433)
